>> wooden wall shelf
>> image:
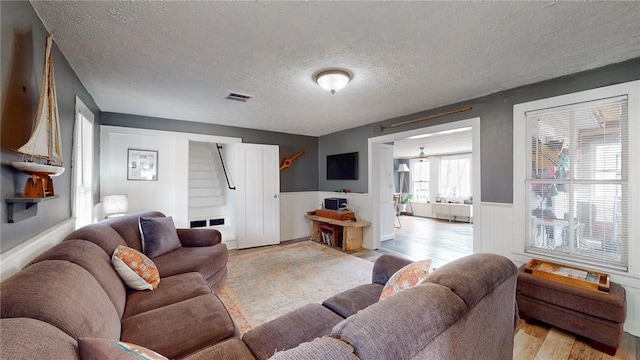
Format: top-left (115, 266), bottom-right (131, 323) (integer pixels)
top-left (5, 196), bottom-right (59, 223)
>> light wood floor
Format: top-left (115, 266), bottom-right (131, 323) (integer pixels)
top-left (350, 215), bottom-right (639, 360)
top-left (350, 215), bottom-right (473, 269)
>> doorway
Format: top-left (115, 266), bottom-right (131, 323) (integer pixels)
top-left (368, 117), bottom-right (481, 255)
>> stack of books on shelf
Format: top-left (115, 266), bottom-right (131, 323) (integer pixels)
top-left (321, 230), bottom-right (333, 246)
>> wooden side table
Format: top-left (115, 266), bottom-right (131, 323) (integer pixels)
top-left (305, 214), bottom-right (371, 252)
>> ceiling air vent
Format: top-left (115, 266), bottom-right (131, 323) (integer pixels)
top-left (225, 92), bottom-right (253, 103)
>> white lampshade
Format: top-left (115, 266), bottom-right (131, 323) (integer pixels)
top-left (315, 69), bottom-right (350, 94)
top-left (103, 194), bottom-right (128, 215)
top-left (397, 163), bottom-right (410, 173)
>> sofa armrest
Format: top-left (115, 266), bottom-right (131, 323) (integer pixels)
top-left (372, 254), bottom-right (413, 285)
top-left (177, 228), bottom-right (222, 247)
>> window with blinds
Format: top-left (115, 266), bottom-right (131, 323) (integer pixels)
top-left (411, 160), bottom-right (430, 202)
top-left (73, 98), bottom-right (94, 229)
top-left (526, 95), bottom-right (628, 270)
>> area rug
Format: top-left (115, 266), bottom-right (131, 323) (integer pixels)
top-left (217, 241), bottom-right (374, 334)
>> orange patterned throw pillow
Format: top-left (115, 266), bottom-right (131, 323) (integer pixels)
top-left (112, 245), bottom-right (160, 290)
top-left (379, 259), bottom-right (432, 300)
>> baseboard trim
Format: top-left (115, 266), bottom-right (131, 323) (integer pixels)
top-left (1, 218), bottom-right (75, 282)
top-left (624, 321), bottom-right (640, 337)
top-left (381, 234), bottom-right (395, 241)
top-left (224, 239), bottom-right (238, 250)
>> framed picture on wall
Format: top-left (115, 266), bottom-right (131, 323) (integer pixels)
top-left (127, 149), bottom-right (158, 181)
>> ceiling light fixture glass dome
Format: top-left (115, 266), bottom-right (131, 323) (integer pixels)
top-left (315, 69), bottom-right (351, 94)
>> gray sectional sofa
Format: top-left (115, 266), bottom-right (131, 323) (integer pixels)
top-left (0, 211), bottom-right (518, 359)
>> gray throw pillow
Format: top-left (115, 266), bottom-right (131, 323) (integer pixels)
top-left (139, 216), bottom-right (182, 258)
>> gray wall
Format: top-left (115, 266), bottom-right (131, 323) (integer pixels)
top-left (1, 1), bottom-right (101, 253)
top-left (319, 58), bottom-right (640, 203)
top-left (101, 113), bottom-right (319, 193)
top-left (318, 125), bottom-right (371, 193)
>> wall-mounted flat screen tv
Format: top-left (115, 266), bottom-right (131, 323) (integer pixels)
top-left (327, 152), bottom-right (358, 180)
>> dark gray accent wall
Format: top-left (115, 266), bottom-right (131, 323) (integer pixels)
top-left (101, 113), bottom-right (319, 193)
top-left (319, 58), bottom-right (640, 203)
top-left (318, 125), bottom-right (371, 193)
top-left (1, 1), bottom-right (102, 253)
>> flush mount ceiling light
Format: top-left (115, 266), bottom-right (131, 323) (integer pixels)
top-left (315, 69), bottom-right (351, 94)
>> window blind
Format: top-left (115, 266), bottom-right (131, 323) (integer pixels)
top-left (525, 95), bottom-right (628, 270)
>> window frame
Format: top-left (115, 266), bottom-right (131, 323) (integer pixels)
top-left (72, 97), bottom-right (95, 229)
top-left (438, 154), bottom-right (472, 201)
top-left (409, 158), bottom-right (430, 202)
top-left (513, 80), bottom-right (640, 276)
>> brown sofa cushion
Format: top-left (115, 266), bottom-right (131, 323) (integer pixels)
top-left (372, 254), bottom-right (413, 285)
top-left (0, 260), bottom-right (121, 340)
top-left (177, 228), bottom-right (222, 247)
top-left (181, 338), bottom-right (256, 360)
top-left (322, 283), bottom-right (384, 318)
top-left (64, 223), bottom-right (127, 255)
top-left (331, 283), bottom-right (466, 360)
top-left (123, 272), bottom-right (213, 318)
top-left (204, 266), bottom-right (228, 294)
top-left (423, 253), bottom-right (516, 308)
top-left (120, 294), bottom-right (236, 359)
top-left (410, 273), bottom-right (518, 360)
top-left (151, 244), bottom-right (228, 280)
top-left (0, 318), bottom-right (79, 360)
top-left (28, 240), bottom-right (127, 318)
top-left (269, 337), bottom-right (358, 360)
top-left (242, 303), bottom-right (344, 360)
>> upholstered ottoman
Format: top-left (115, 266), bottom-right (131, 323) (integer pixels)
top-left (516, 264), bottom-right (626, 355)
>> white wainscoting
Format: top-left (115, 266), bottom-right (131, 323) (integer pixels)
top-left (480, 202), bottom-right (514, 257)
top-left (0, 218), bottom-right (75, 282)
top-left (279, 192), bottom-right (323, 241)
top-left (482, 202), bottom-right (639, 336)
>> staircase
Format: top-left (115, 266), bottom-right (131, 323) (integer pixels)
top-left (188, 141), bottom-right (226, 228)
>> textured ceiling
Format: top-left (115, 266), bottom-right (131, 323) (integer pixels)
top-left (30, 1), bottom-right (640, 137)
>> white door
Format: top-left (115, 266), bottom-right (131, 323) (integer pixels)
top-left (379, 144), bottom-right (395, 241)
top-left (235, 143), bottom-right (280, 249)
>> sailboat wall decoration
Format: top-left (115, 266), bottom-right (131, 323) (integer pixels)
top-left (11, 34), bottom-right (65, 198)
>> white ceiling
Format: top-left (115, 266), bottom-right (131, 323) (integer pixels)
top-left (393, 127), bottom-right (473, 160)
top-left (30, 1), bottom-right (640, 137)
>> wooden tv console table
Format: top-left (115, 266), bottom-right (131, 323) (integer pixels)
top-left (305, 214), bottom-right (371, 252)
